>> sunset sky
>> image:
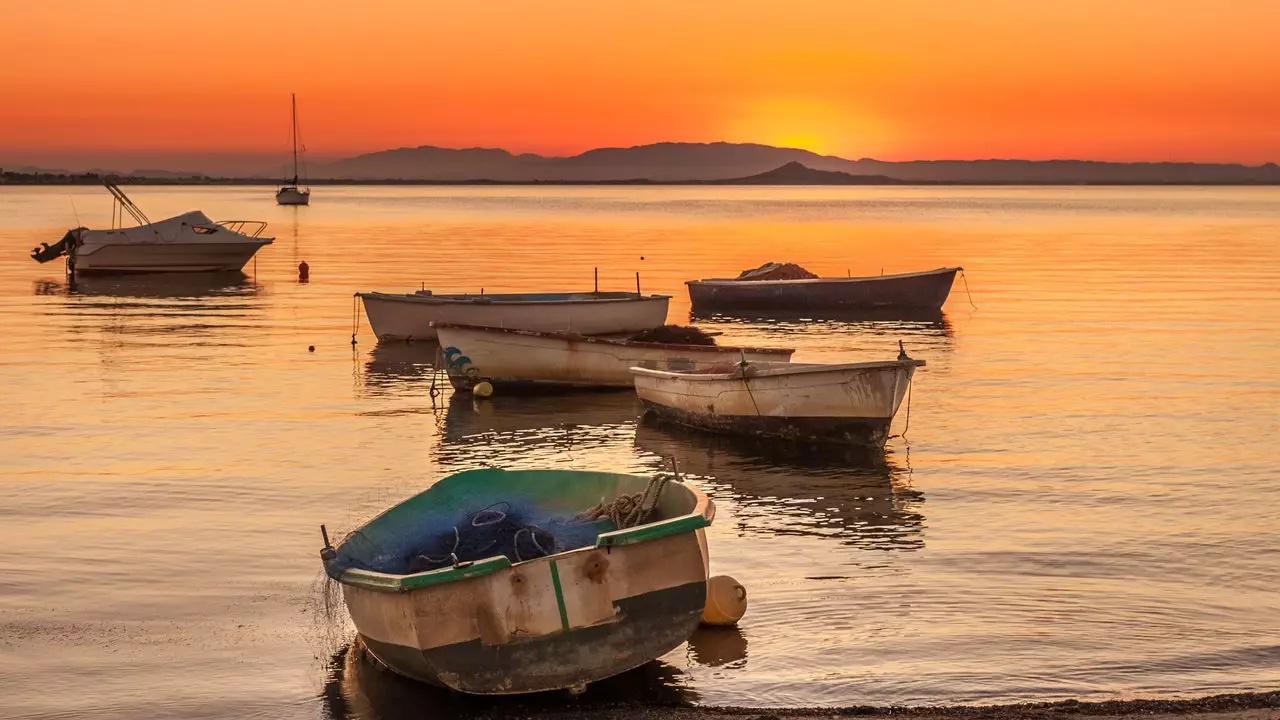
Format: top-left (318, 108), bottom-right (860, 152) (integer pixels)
top-left (2, 0), bottom-right (1278, 168)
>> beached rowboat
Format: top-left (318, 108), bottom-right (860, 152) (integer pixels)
top-left (686, 267), bottom-right (961, 314)
top-left (631, 357), bottom-right (924, 448)
top-left (358, 291), bottom-right (670, 341)
top-left (321, 467), bottom-right (714, 695)
top-left (435, 323), bottom-right (794, 392)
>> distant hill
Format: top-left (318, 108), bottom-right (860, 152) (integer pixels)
top-left (315, 142), bottom-right (1280, 184)
top-left (8, 142), bottom-right (1280, 184)
top-left (714, 161), bottom-right (904, 185)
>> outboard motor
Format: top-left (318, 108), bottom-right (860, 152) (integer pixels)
top-left (31, 229), bottom-right (80, 264)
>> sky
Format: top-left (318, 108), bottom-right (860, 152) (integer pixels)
top-left (2, 0), bottom-right (1278, 168)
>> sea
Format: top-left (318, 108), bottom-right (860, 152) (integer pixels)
top-left (1, 185), bottom-right (1277, 719)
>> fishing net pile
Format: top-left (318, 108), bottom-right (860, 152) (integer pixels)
top-left (628, 324), bottom-right (718, 346)
top-left (399, 502), bottom-right (608, 573)
top-left (734, 262), bottom-right (819, 281)
top-left (371, 475), bottom-right (674, 575)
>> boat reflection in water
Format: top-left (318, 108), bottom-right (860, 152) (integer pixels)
top-left (361, 341), bottom-right (442, 398)
top-left (31, 272), bottom-right (265, 346)
top-left (634, 419), bottom-right (925, 551)
top-left (435, 392), bottom-right (642, 466)
top-left (690, 309), bottom-right (954, 360)
top-left (32, 271), bottom-right (260, 299)
top-left (320, 640), bottom-right (696, 720)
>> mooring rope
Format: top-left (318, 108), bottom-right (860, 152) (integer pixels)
top-left (960, 270), bottom-right (978, 310)
top-left (350, 294), bottom-right (361, 346)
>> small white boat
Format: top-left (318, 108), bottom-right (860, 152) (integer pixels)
top-left (358, 290), bottom-right (670, 341)
top-left (436, 323), bottom-right (794, 391)
top-left (275, 93), bottom-right (310, 206)
top-left (631, 352), bottom-right (924, 448)
top-left (30, 183), bottom-right (273, 274)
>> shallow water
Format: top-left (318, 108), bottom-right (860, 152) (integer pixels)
top-left (1, 185), bottom-right (1278, 718)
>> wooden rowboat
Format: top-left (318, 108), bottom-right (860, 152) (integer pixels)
top-left (358, 291), bottom-right (670, 341)
top-left (321, 467), bottom-right (714, 695)
top-left (435, 323), bottom-right (794, 392)
top-left (631, 356), bottom-right (924, 448)
top-left (686, 267), bottom-right (961, 315)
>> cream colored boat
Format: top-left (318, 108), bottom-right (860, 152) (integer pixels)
top-left (358, 290), bottom-right (670, 341)
top-left (631, 354), bottom-right (924, 447)
top-left (436, 323), bottom-right (793, 391)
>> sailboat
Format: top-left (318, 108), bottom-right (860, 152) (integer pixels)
top-left (275, 93), bottom-right (311, 206)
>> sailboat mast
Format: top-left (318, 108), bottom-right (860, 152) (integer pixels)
top-left (290, 93), bottom-right (299, 185)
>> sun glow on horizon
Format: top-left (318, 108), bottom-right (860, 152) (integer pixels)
top-left (722, 98), bottom-right (894, 159)
top-left (1, 1), bottom-right (1278, 165)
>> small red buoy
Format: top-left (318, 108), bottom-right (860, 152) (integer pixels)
top-left (299, 261), bottom-right (310, 283)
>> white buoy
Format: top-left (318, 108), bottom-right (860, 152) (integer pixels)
top-left (472, 381), bottom-right (494, 398)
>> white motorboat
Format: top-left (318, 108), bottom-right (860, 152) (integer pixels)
top-left (30, 183), bottom-right (273, 274)
top-left (275, 93), bottom-right (310, 206)
top-left (631, 348), bottom-right (924, 448)
top-left (358, 290), bottom-right (670, 341)
top-left (435, 322), bottom-right (794, 391)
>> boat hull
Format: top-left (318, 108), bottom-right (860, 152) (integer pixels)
top-left (437, 323), bottom-right (793, 391)
top-left (687, 267), bottom-right (960, 314)
top-left (328, 467), bottom-right (715, 695)
top-left (359, 293), bottom-right (670, 341)
top-left (73, 240), bottom-right (271, 273)
top-left (349, 568), bottom-right (706, 694)
top-left (631, 360), bottom-right (921, 447)
top-left (276, 187), bottom-right (310, 205)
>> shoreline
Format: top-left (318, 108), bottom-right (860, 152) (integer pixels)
top-left (512, 692), bottom-right (1280, 719)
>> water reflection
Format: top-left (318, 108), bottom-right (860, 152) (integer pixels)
top-left (33, 271), bottom-right (260, 299)
top-left (435, 393), bottom-right (642, 465)
top-left (686, 625), bottom-right (749, 668)
top-left (634, 420), bottom-right (925, 551)
top-left (32, 272), bottom-right (265, 345)
top-left (361, 342), bottom-right (442, 396)
top-left (691, 311), bottom-right (954, 353)
top-left (320, 641), bottom-right (695, 720)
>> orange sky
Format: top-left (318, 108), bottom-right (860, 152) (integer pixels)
top-left (2, 0), bottom-right (1278, 164)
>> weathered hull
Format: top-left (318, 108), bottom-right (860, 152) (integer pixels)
top-left (359, 293), bottom-right (671, 341)
top-left (686, 267), bottom-right (960, 313)
top-left (340, 528), bottom-right (710, 694)
top-left (73, 240), bottom-right (270, 273)
top-left (325, 467), bottom-right (715, 695)
top-left (355, 580), bottom-right (705, 693)
top-left (631, 360), bottom-right (921, 448)
top-left (437, 323), bottom-right (793, 391)
top-left (641, 401), bottom-right (893, 446)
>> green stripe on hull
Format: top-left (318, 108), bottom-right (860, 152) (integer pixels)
top-left (549, 560), bottom-right (570, 631)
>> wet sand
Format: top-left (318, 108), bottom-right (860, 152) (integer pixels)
top-left (509, 692), bottom-right (1280, 720)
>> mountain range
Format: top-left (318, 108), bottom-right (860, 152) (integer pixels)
top-left (6, 142), bottom-right (1280, 184)
top-left (314, 142), bottom-right (1280, 184)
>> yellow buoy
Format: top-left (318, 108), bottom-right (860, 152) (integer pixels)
top-left (701, 574), bottom-right (747, 626)
top-left (472, 381), bottom-right (494, 398)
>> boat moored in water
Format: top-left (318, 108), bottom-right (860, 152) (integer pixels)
top-left (30, 182), bottom-right (273, 274)
top-left (275, 93), bottom-right (311, 205)
top-left (435, 322), bottom-right (794, 392)
top-left (631, 351), bottom-right (924, 448)
top-left (358, 290), bottom-right (670, 341)
top-left (321, 467), bottom-right (715, 695)
top-left (686, 266), bottom-right (961, 315)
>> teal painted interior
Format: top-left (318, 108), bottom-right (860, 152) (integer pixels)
top-left (328, 468), bottom-right (709, 592)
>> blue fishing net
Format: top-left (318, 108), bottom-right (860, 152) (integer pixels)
top-left (373, 502), bottom-right (613, 574)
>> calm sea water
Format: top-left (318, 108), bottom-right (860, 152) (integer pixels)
top-left (1, 186), bottom-right (1278, 719)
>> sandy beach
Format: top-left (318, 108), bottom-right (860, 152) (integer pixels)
top-left (494, 692), bottom-right (1280, 720)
